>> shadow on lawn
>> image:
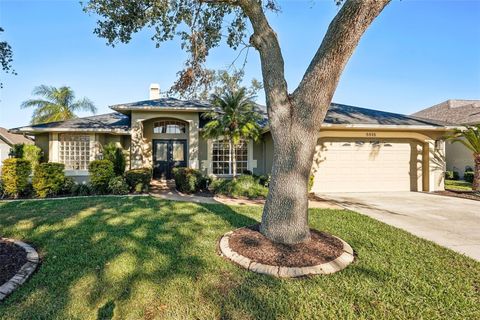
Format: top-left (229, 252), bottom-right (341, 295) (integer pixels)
top-left (0, 196), bottom-right (283, 319)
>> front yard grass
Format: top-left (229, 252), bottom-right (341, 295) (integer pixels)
top-left (0, 196), bottom-right (478, 319)
top-left (445, 179), bottom-right (473, 191)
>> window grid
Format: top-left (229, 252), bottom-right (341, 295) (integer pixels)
top-left (212, 139), bottom-right (248, 175)
top-left (153, 120), bottom-right (186, 134)
top-left (59, 134), bottom-right (91, 170)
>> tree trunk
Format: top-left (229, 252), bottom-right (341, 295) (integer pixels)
top-left (260, 116), bottom-right (319, 244)
top-left (474, 153), bottom-right (480, 191)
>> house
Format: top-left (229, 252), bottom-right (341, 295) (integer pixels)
top-left (10, 84), bottom-right (450, 192)
top-left (0, 127), bottom-right (34, 169)
top-left (412, 99), bottom-right (480, 179)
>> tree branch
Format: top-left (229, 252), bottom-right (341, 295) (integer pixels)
top-left (292, 0), bottom-right (391, 128)
top-left (236, 0), bottom-right (290, 129)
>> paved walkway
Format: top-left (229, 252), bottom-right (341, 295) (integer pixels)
top-left (316, 192), bottom-right (480, 261)
top-left (149, 180), bottom-right (341, 209)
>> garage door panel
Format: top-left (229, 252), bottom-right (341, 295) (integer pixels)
top-left (312, 139), bottom-right (414, 193)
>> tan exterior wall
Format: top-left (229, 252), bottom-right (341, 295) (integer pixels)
top-left (34, 133), bottom-right (49, 162)
top-left (446, 139), bottom-right (474, 179)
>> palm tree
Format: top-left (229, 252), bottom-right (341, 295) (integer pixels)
top-left (21, 85), bottom-right (97, 124)
top-left (449, 125), bottom-right (480, 191)
top-left (202, 88), bottom-right (262, 176)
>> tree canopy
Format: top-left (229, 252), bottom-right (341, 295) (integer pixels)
top-left (0, 27), bottom-right (16, 88)
top-left (21, 85), bottom-right (97, 124)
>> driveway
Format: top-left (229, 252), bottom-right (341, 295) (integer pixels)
top-left (316, 192), bottom-right (480, 261)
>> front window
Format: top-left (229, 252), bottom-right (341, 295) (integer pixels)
top-left (212, 139), bottom-right (248, 175)
top-left (153, 120), bottom-right (186, 134)
top-left (59, 134), bottom-right (91, 170)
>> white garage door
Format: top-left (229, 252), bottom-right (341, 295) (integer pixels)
top-left (312, 139), bottom-right (414, 193)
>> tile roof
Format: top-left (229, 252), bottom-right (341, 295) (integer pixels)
top-left (0, 127), bottom-right (33, 145)
top-left (10, 113), bottom-right (131, 134)
top-left (111, 97), bottom-right (212, 112)
top-left (257, 103), bottom-right (448, 128)
top-left (412, 100), bottom-right (480, 125)
top-left (10, 100), bottom-right (449, 134)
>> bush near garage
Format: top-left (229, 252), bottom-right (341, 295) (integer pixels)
top-left (445, 171), bottom-right (460, 181)
top-left (32, 162), bottom-right (66, 198)
top-left (1, 158), bottom-right (32, 198)
top-left (172, 167), bottom-right (205, 194)
top-left (125, 168), bottom-right (152, 193)
top-left (210, 174), bottom-right (268, 199)
top-left (89, 160), bottom-right (115, 194)
top-left (464, 171), bottom-right (474, 183)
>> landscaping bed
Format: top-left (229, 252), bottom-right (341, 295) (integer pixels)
top-left (228, 224), bottom-right (344, 267)
top-left (0, 240), bottom-right (27, 285)
top-left (434, 190), bottom-right (480, 201)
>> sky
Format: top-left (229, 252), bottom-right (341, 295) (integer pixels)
top-left (0, 0), bottom-right (479, 128)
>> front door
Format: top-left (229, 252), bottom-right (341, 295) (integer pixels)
top-left (153, 139), bottom-right (187, 179)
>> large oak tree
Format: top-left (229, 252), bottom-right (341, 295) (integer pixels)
top-left (84, 0), bottom-right (391, 244)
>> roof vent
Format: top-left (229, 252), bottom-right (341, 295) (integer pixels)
top-left (149, 83), bottom-right (160, 100)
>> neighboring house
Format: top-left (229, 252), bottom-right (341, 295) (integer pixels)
top-left (11, 85), bottom-right (450, 192)
top-left (412, 99), bottom-right (480, 179)
top-left (0, 127), bottom-right (34, 169)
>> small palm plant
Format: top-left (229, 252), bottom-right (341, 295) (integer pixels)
top-left (21, 85), bottom-right (97, 124)
top-left (202, 88), bottom-right (262, 176)
top-left (448, 125), bottom-right (480, 191)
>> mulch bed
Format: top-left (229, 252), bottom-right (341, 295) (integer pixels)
top-left (435, 190), bottom-right (480, 201)
top-left (228, 225), bottom-right (344, 267)
top-left (0, 240), bottom-right (27, 284)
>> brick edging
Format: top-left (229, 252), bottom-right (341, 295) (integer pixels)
top-left (0, 238), bottom-right (39, 301)
top-left (219, 229), bottom-right (354, 278)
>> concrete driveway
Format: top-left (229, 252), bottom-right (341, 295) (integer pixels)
top-left (316, 192), bottom-right (480, 261)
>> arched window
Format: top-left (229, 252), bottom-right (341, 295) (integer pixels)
top-left (153, 120), bottom-right (186, 134)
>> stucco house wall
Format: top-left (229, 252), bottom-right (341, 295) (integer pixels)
top-left (446, 139), bottom-right (473, 178)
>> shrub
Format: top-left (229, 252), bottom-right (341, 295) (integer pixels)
top-left (210, 174), bottom-right (268, 199)
top-left (445, 171), bottom-right (460, 180)
top-left (257, 174), bottom-right (270, 187)
top-left (125, 168), bottom-right (152, 193)
top-left (61, 177), bottom-right (76, 195)
top-left (72, 183), bottom-right (92, 196)
top-left (9, 144), bottom-right (43, 171)
top-left (8, 144), bottom-right (24, 158)
top-left (89, 160), bottom-right (115, 194)
top-left (108, 176), bottom-right (130, 195)
top-left (308, 174), bottom-right (315, 192)
top-left (172, 167), bottom-right (205, 193)
top-left (464, 171), bottom-right (474, 183)
top-left (103, 143), bottom-right (126, 176)
top-left (32, 163), bottom-right (65, 198)
top-left (1, 158), bottom-right (32, 198)
top-left (23, 145), bottom-right (42, 170)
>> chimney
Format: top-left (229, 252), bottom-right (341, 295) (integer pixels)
top-left (149, 83), bottom-right (160, 100)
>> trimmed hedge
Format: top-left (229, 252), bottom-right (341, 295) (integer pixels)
top-left (125, 168), bottom-right (152, 193)
top-left (210, 174), bottom-right (268, 199)
top-left (103, 143), bottom-right (126, 176)
top-left (32, 162), bottom-right (65, 198)
top-left (89, 160), bottom-right (115, 194)
top-left (108, 176), bottom-right (129, 195)
top-left (464, 171), bottom-right (474, 183)
top-left (445, 171), bottom-right (460, 181)
top-left (172, 167), bottom-right (205, 193)
top-left (1, 158), bottom-right (32, 198)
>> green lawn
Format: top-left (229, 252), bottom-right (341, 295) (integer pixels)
top-left (445, 179), bottom-right (473, 191)
top-left (0, 197), bottom-right (478, 319)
